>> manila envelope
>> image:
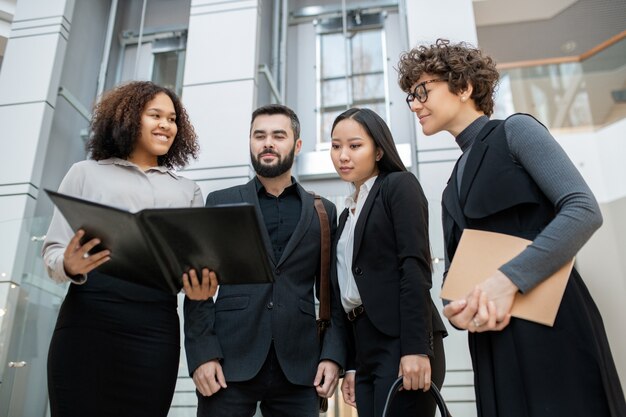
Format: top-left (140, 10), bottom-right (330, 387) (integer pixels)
top-left (440, 229), bottom-right (573, 327)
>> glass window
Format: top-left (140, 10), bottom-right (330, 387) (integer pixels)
top-left (321, 33), bottom-right (347, 78)
top-left (318, 28), bottom-right (387, 145)
top-left (152, 50), bottom-right (185, 96)
top-left (117, 31), bottom-right (187, 96)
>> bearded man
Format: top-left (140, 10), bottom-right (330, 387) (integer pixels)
top-left (184, 104), bottom-right (347, 417)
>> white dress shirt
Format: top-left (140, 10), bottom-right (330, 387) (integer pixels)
top-left (336, 176), bottom-right (378, 313)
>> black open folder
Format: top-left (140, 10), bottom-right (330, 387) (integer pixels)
top-left (45, 189), bottom-right (274, 294)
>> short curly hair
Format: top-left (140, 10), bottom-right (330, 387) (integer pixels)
top-left (87, 81), bottom-right (199, 169)
top-left (397, 39), bottom-right (499, 116)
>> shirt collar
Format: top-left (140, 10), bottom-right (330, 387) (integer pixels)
top-left (345, 175), bottom-right (378, 209)
top-left (97, 157), bottom-right (179, 179)
top-left (254, 176), bottom-right (298, 196)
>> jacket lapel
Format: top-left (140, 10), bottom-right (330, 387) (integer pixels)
top-left (352, 173), bottom-right (386, 264)
top-left (458, 120), bottom-right (500, 207)
top-left (241, 180), bottom-right (277, 267)
top-left (442, 162), bottom-right (467, 234)
top-left (276, 184), bottom-right (314, 267)
top-left (336, 208), bottom-right (349, 246)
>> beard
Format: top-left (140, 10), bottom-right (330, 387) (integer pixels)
top-left (250, 146), bottom-right (296, 178)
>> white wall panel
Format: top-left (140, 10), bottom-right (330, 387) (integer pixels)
top-left (0, 102), bottom-right (53, 185)
top-left (405, 0), bottom-right (478, 48)
top-left (596, 118), bottom-right (626, 202)
top-left (183, 79), bottom-right (256, 169)
top-left (13, 0), bottom-right (73, 22)
top-left (0, 34), bottom-right (65, 105)
top-left (184, 6), bottom-right (258, 85)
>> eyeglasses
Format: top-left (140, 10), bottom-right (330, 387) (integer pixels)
top-left (405, 79), bottom-right (447, 108)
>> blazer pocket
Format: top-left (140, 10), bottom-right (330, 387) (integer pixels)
top-left (215, 295), bottom-right (249, 312)
top-left (298, 298), bottom-right (316, 318)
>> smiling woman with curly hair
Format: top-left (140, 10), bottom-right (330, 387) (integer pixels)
top-left (88, 81), bottom-right (199, 168)
top-left (43, 81), bottom-right (217, 417)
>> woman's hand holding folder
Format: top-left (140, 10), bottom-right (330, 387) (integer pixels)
top-left (63, 229), bottom-right (111, 278)
top-left (183, 268), bottom-right (218, 300)
top-left (443, 287), bottom-right (512, 333)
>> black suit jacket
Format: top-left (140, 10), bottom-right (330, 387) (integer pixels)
top-left (184, 178), bottom-right (347, 386)
top-left (333, 172), bottom-right (446, 365)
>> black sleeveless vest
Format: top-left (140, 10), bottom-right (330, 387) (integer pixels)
top-left (443, 116), bottom-right (555, 261)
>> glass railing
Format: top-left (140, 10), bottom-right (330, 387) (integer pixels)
top-left (0, 215), bottom-right (66, 417)
top-left (493, 30), bottom-right (626, 130)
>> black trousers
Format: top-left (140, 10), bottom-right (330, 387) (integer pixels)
top-left (353, 312), bottom-right (446, 417)
top-left (196, 344), bottom-right (318, 417)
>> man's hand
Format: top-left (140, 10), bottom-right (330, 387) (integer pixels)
top-left (183, 268), bottom-right (218, 300)
top-left (192, 359), bottom-right (227, 397)
top-left (314, 360), bottom-right (340, 398)
top-left (340, 371), bottom-right (356, 408)
top-left (398, 354), bottom-right (431, 391)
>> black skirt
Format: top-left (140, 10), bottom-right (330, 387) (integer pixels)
top-left (469, 269), bottom-right (626, 417)
top-left (47, 272), bottom-right (180, 417)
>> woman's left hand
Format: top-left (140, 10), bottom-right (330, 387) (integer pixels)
top-left (182, 268), bottom-right (218, 300)
top-left (398, 354), bottom-right (431, 391)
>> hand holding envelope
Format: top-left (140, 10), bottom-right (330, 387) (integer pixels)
top-left (441, 229), bottom-right (574, 327)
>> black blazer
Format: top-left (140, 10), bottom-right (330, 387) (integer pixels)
top-left (184, 179), bottom-right (347, 386)
top-left (333, 171), bottom-right (447, 360)
top-left (442, 117), bottom-right (555, 260)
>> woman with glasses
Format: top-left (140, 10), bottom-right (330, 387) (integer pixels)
top-left (43, 81), bottom-right (217, 417)
top-left (397, 39), bottom-right (626, 417)
top-left (329, 107), bottom-right (447, 417)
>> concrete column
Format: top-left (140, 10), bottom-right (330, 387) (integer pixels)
top-left (0, 0), bottom-right (75, 395)
top-left (180, 0), bottom-right (262, 196)
top-left (403, 1), bottom-right (479, 415)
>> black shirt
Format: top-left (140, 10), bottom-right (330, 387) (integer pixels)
top-left (255, 177), bottom-right (302, 261)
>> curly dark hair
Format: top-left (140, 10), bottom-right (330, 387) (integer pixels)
top-left (87, 81), bottom-right (199, 169)
top-left (397, 39), bottom-right (499, 116)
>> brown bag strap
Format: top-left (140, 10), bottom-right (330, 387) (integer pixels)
top-left (312, 194), bottom-right (331, 322)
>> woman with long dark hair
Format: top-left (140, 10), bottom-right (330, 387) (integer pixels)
top-left (329, 107), bottom-right (447, 417)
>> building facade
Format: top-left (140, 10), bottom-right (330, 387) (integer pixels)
top-left (0, 0), bottom-right (624, 416)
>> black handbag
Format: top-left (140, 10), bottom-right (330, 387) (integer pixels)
top-left (382, 377), bottom-right (452, 417)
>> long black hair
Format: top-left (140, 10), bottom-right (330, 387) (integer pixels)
top-left (331, 108), bottom-right (406, 173)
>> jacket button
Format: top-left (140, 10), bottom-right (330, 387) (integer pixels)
top-left (275, 268), bottom-right (280, 275)
top-left (267, 301), bottom-right (274, 309)
top-left (354, 267), bottom-right (363, 276)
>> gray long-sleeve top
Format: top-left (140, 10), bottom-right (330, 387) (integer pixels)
top-left (42, 158), bottom-right (204, 284)
top-left (448, 114), bottom-right (603, 293)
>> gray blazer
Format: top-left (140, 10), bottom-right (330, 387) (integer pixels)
top-left (184, 178), bottom-right (347, 386)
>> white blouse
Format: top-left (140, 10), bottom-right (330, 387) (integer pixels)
top-left (336, 175), bottom-right (378, 313)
